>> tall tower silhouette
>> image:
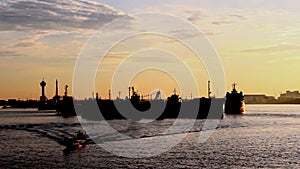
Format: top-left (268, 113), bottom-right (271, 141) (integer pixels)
top-left (40, 79), bottom-right (47, 101)
top-left (64, 85), bottom-right (68, 97)
top-left (53, 79), bottom-right (60, 103)
top-left (55, 80), bottom-right (58, 96)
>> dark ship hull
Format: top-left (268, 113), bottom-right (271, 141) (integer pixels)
top-left (224, 84), bottom-right (245, 115)
top-left (79, 98), bottom-right (224, 120)
top-left (38, 101), bottom-right (57, 110)
top-left (58, 94), bottom-right (224, 120)
top-left (56, 96), bottom-right (76, 117)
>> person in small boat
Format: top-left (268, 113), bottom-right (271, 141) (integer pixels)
top-left (76, 130), bottom-right (86, 140)
top-left (63, 137), bottom-right (74, 147)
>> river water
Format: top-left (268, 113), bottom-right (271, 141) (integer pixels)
top-left (0, 105), bottom-right (300, 168)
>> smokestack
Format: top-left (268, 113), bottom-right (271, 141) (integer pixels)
top-left (55, 80), bottom-right (58, 97)
top-left (109, 90), bottom-right (111, 100)
top-left (65, 85), bottom-right (68, 97)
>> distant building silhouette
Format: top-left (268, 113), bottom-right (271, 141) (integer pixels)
top-left (278, 91), bottom-right (300, 103)
top-left (244, 91), bottom-right (300, 104)
top-left (38, 79), bottom-right (60, 110)
top-left (244, 95), bottom-right (276, 104)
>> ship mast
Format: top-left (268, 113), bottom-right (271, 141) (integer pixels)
top-left (64, 85), bottom-right (68, 97)
top-left (208, 81), bottom-right (211, 98)
top-left (109, 90), bottom-right (111, 100)
top-left (128, 87), bottom-right (131, 99)
top-left (232, 83), bottom-right (237, 93)
top-left (233, 83), bottom-right (237, 90)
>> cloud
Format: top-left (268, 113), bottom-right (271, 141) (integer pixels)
top-left (13, 42), bottom-right (35, 48)
top-left (0, 0), bottom-right (126, 31)
top-left (168, 28), bottom-right (201, 39)
top-left (105, 52), bottom-right (131, 59)
top-left (211, 20), bottom-right (235, 25)
top-left (203, 31), bottom-right (223, 36)
top-left (0, 51), bottom-right (21, 58)
top-left (238, 44), bottom-right (300, 53)
top-left (128, 55), bottom-right (177, 63)
top-left (8, 31), bottom-right (49, 49)
top-left (210, 14), bottom-right (246, 26)
top-left (229, 14), bottom-right (247, 20)
top-left (186, 10), bottom-right (209, 22)
top-left (185, 9), bottom-right (247, 26)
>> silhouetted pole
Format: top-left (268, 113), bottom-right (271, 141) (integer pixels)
top-left (232, 83), bottom-right (237, 93)
top-left (55, 80), bottom-right (58, 97)
top-left (128, 87), bottom-right (131, 99)
top-left (233, 83), bottom-right (237, 90)
top-left (96, 92), bottom-right (99, 100)
top-left (109, 90), bottom-right (111, 100)
top-left (208, 81), bottom-right (211, 98)
top-left (64, 85), bottom-right (68, 97)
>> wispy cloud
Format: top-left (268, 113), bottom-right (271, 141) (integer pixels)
top-left (228, 14), bottom-right (247, 20)
top-left (168, 27), bottom-right (201, 39)
top-left (0, 50), bottom-right (21, 58)
top-left (238, 44), bottom-right (300, 53)
top-left (0, 0), bottom-right (132, 58)
top-left (211, 20), bottom-right (235, 25)
top-left (186, 10), bottom-right (209, 22)
top-left (0, 0), bottom-right (126, 32)
top-left (13, 42), bottom-right (35, 48)
top-left (185, 9), bottom-right (247, 26)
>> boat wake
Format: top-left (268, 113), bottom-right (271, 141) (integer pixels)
top-left (1, 110), bottom-right (299, 146)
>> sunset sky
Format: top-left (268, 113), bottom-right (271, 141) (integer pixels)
top-left (1, 0), bottom-right (300, 100)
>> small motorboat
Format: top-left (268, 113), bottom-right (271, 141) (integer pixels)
top-left (63, 130), bottom-right (91, 155)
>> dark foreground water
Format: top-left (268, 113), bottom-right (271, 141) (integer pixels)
top-left (0, 105), bottom-right (300, 168)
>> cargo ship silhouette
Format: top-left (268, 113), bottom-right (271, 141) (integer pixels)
top-left (37, 79), bottom-right (245, 119)
top-left (57, 82), bottom-right (225, 120)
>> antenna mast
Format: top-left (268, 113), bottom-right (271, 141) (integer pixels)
top-left (64, 85), bottom-right (68, 97)
top-left (128, 87), bottom-right (131, 99)
top-left (208, 81), bottom-right (211, 98)
top-left (109, 90), bottom-right (111, 100)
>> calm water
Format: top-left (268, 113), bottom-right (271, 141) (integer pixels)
top-left (0, 105), bottom-right (300, 168)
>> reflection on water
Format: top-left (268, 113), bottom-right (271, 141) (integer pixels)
top-left (0, 105), bottom-right (300, 168)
